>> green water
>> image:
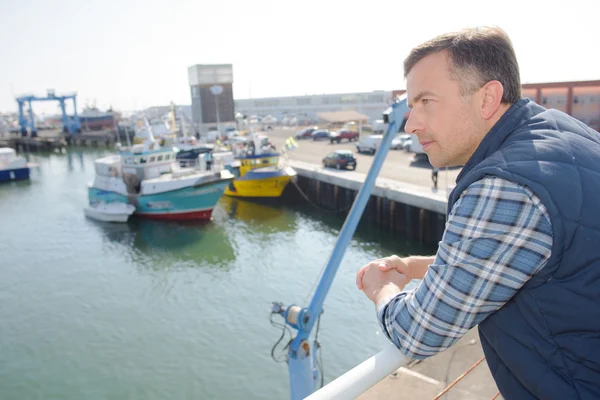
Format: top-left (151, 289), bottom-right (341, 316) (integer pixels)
top-left (0, 149), bottom-right (433, 399)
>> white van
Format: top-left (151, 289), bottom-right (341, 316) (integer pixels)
top-left (371, 120), bottom-right (387, 134)
top-left (355, 134), bottom-right (383, 155)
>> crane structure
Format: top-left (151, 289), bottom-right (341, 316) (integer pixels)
top-left (16, 90), bottom-right (81, 137)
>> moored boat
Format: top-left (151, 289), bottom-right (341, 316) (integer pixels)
top-left (222, 134), bottom-right (296, 198)
top-left (88, 136), bottom-right (234, 221)
top-left (0, 148), bottom-right (30, 182)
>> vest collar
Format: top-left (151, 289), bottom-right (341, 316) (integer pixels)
top-left (456, 98), bottom-right (534, 183)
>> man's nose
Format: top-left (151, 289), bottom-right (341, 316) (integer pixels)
top-left (405, 110), bottom-right (422, 134)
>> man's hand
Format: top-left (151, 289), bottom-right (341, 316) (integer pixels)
top-left (356, 260), bottom-right (409, 307)
top-left (356, 255), bottom-right (413, 290)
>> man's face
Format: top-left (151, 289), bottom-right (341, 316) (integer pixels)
top-left (405, 51), bottom-right (483, 168)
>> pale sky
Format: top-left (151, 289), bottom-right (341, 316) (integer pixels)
top-left (0, 0), bottom-right (598, 115)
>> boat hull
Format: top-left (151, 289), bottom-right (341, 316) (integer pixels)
top-left (224, 168), bottom-right (295, 198)
top-left (84, 208), bottom-right (132, 223)
top-left (135, 208), bottom-right (213, 220)
top-left (89, 178), bottom-right (230, 221)
top-left (0, 167), bottom-right (30, 182)
top-left (80, 114), bottom-right (115, 130)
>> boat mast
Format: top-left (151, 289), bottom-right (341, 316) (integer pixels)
top-left (170, 102), bottom-right (179, 137)
top-left (143, 118), bottom-right (155, 143)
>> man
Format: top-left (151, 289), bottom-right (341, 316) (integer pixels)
top-left (205, 150), bottom-right (213, 170)
top-left (356, 27), bottom-right (600, 399)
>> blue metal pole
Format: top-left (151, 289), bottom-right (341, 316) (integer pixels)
top-left (285, 95), bottom-right (409, 399)
top-left (289, 350), bottom-right (318, 398)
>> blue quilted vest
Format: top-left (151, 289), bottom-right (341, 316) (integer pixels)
top-left (448, 98), bottom-right (600, 399)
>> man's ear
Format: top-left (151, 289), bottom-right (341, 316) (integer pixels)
top-left (480, 80), bottom-right (504, 120)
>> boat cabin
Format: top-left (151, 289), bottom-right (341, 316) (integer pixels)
top-left (0, 148), bottom-right (18, 166)
top-left (0, 148), bottom-right (27, 170)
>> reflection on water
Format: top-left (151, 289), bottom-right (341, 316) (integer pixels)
top-left (220, 196), bottom-right (284, 222)
top-left (0, 149), bottom-right (437, 400)
top-left (91, 217), bottom-right (236, 270)
top-left (218, 196), bottom-right (296, 233)
top-left (290, 202), bottom-right (435, 257)
top-left (66, 150), bottom-right (85, 172)
top-left (0, 179), bottom-right (32, 192)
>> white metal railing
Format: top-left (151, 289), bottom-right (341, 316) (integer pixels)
top-left (305, 341), bottom-right (410, 400)
top-left (307, 345), bottom-right (495, 400)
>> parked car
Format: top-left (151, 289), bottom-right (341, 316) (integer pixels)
top-left (296, 127), bottom-right (318, 139)
top-left (391, 133), bottom-right (412, 150)
top-left (355, 134), bottom-right (383, 155)
top-left (399, 134), bottom-right (412, 150)
top-left (322, 150), bottom-right (357, 170)
top-left (312, 129), bottom-right (331, 140)
top-left (329, 129), bottom-right (359, 143)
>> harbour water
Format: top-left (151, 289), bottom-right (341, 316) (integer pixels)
top-left (0, 149), bottom-right (434, 399)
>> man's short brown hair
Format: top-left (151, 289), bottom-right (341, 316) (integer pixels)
top-left (404, 27), bottom-right (521, 104)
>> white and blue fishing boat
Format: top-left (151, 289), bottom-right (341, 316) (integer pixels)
top-left (0, 148), bottom-right (30, 182)
top-left (88, 135), bottom-right (234, 221)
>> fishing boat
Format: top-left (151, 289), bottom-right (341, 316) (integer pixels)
top-left (224, 134), bottom-right (296, 198)
top-left (87, 125), bottom-right (234, 221)
top-left (0, 148), bottom-right (30, 182)
top-left (79, 107), bottom-right (117, 131)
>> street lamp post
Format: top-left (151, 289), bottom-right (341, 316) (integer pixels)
top-left (210, 85), bottom-right (223, 135)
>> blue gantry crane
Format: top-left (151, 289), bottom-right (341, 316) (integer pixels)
top-left (16, 90), bottom-right (81, 137)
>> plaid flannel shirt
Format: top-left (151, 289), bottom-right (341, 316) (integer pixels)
top-left (377, 176), bottom-right (553, 359)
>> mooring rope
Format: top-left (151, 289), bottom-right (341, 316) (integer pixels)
top-left (290, 178), bottom-right (352, 214)
top-left (432, 356), bottom-right (486, 400)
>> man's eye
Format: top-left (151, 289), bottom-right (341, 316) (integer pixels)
top-left (422, 99), bottom-right (430, 105)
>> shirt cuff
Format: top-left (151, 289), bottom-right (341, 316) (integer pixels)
top-left (377, 292), bottom-right (405, 342)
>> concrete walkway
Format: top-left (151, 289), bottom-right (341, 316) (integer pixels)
top-left (289, 159), bottom-right (451, 214)
top-left (359, 328), bottom-right (501, 400)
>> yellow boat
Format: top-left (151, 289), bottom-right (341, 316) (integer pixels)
top-left (224, 152), bottom-right (296, 198)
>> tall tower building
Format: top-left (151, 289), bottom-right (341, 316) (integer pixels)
top-left (188, 64), bottom-right (234, 133)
